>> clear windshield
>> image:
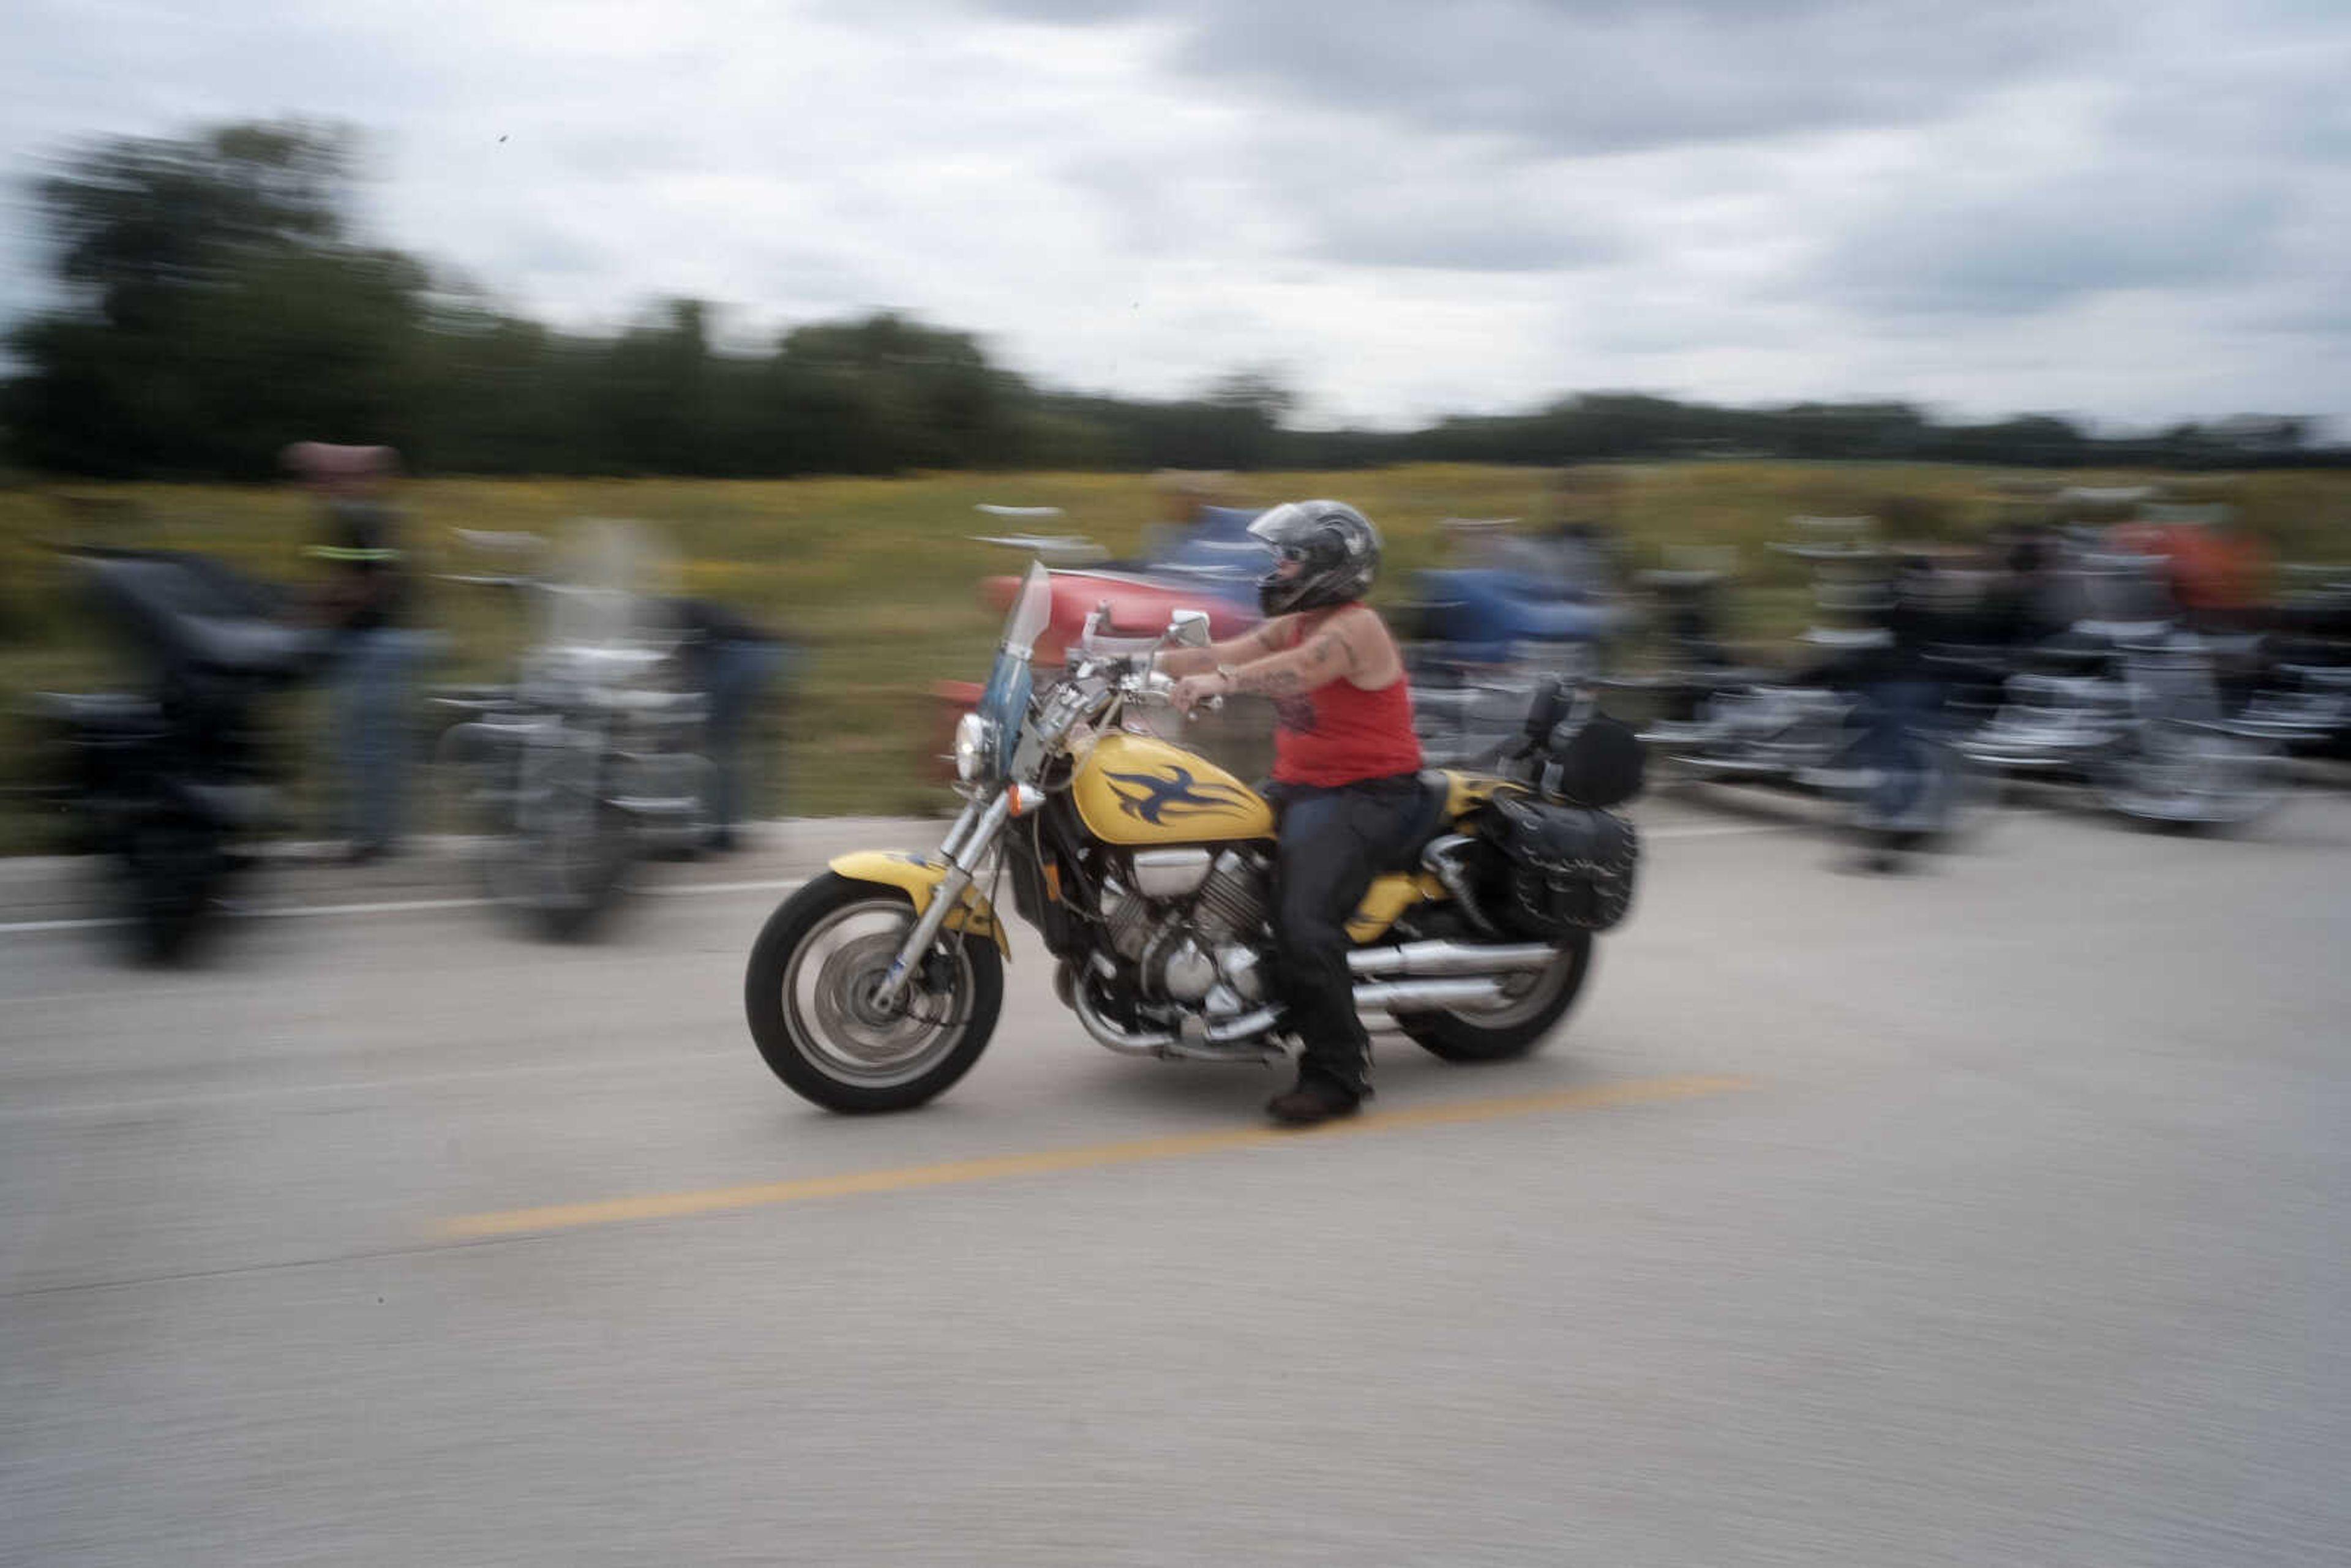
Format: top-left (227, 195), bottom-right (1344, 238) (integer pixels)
top-left (540, 517), bottom-right (672, 649)
top-left (1002, 560), bottom-right (1052, 654)
top-left (970, 561), bottom-right (1051, 772)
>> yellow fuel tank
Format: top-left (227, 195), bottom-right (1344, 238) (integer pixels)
top-left (1072, 732), bottom-right (1275, 846)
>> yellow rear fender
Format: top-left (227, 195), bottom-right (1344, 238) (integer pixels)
top-left (1440, 770), bottom-right (1531, 822)
top-left (827, 851), bottom-right (1012, 957)
top-left (1346, 871), bottom-right (1449, 943)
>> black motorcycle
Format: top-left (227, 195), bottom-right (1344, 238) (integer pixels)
top-left (29, 547), bottom-right (320, 962)
top-left (2230, 563), bottom-right (2351, 754)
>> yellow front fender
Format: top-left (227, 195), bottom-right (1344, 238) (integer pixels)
top-left (827, 851), bottom-right (1013, 957)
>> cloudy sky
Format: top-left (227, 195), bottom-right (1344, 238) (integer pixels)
top-left (5, 0), bottom-right (2345, 432)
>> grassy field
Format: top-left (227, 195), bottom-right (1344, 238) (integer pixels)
top-left (4, 462), bottom-right (2347, 849)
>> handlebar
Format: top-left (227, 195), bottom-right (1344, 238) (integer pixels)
top-left (1128, 666), bottom-right (1223, 715)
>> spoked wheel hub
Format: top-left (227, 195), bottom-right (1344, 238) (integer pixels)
top-left (784, 900), bottom-right (977, 1086)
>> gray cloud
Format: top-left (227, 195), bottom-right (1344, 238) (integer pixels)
top-left (2, 0), bottom-right (2347, 429)
top-left (973, 0), bottom-right (2116, 154)
top-left (1816, 167), bottom-right (2297, 318)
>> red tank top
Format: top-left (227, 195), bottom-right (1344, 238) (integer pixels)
top-left (1270, 607), bottom-right (1425, 787)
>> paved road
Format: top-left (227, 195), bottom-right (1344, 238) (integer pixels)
top-left (4, 792), bottom-right (2348, 1566)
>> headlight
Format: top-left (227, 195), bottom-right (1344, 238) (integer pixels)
top-left (953, 711), bottom-right (997, 783)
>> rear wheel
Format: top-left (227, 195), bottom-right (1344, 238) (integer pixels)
top-left (2095, 728), bottom-right (2289, 830)
top-left (745, 873), bottom-right (1003, 1112)
top-left (114, 817), bottom-right (227, 966)
top-left (1397, 932), bottom-right (1593, 1062)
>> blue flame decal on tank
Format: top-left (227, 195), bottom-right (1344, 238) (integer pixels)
top-left (1103, 765), bottom-right (1249, 824)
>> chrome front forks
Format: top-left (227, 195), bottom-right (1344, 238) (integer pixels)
top-left (870, 784), bottom-right (1036, 1009)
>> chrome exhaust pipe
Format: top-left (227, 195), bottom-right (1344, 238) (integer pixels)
top-left (1346, 940), bottom-right (1557, 980)
top-left (1071, 985), bottom-right (1286, 1060)
top-left (1073, 970), bottom-right (1516, 1059)
top-left (1205, 1005), bottom-right (1284, 1044)
top-left (1351, 977), bottom-right (1509, 1013)
top-left (1071, 982), bottom-right (1177, 1056)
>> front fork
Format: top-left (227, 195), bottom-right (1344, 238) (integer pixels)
top-left (871, 783), bottom-right (1035, 1009)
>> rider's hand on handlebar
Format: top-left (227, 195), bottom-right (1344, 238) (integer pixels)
top-left (1169, 672), bottom-right (1229, 716)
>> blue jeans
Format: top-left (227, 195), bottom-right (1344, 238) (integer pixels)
top-left (331, 628), bottom-right (422, 849)
top-left (1851, 678), bottom-right (1946, 835)
top-left (702, 639), bottom-right (790, 832)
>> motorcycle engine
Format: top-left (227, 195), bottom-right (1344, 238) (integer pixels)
top-left (1098, 847), bottom-right (1272, 1012)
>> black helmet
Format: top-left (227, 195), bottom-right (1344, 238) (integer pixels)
top-left (1247, 500), bottom-right (1381, 615)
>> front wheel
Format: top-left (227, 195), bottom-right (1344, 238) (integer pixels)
top-left (1397, 932), bottom-right (1594, 1062)
top-left (744, 873), bottom-right (1003, 1113)
top-left (473, 741), bottom-right (640, 941)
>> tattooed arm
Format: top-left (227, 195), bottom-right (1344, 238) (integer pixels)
top-left (1169, 606), bottom-right (1395, 713)
top-left (1153, 616), bottom-right (1292, 678)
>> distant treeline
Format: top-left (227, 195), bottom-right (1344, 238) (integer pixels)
top-left (4, 121), bottom-right (2341, 481)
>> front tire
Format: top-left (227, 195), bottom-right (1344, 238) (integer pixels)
top-left (1397, 932), bottom-right (1593, 1062)
top-left (474, 742), bottom-right (639, 942)
top-left (744, 872), bottom-right (1003, 1113)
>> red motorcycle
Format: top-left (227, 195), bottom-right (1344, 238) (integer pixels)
top-left (931, 509), bottom-right (1264, 778)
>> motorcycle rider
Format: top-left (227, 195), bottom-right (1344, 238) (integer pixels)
top-left (1160, 500), bottom-right (1425, 1126)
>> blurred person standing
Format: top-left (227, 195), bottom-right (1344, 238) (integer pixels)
top-left (2110, 505), bottom-right (2273, 634)
top-left (1139, 470), bottom-right (1232, 561)
top-left (1138, 470), bottom-right (1262, 581)
top-left (1534, 465), bottom-right (1630, 596)
top-left (283, 441), bottom-right (422, 864)
top-left (669, 596), bottom-right (793, 854)
top-left (1846, 554), bottom-right (1967, 871)
top-left (1979, 526), bottom-right (2070, 649)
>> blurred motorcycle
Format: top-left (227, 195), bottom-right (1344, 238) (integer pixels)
top-left (970, 505), bottom-right (1261, 664)
top-left (2229, 563), bottom-right (2351, 753)
top-left (29, 546), bottom-right (321, 962)
top-left (432, 520), bottom-right (711, 939)
top-left (1952, 535), bottom-right (2290, 828)
top-left (968, 506), bottom-right (1632, 773)
top-left (1604, 522), bottom-right (1997, 846)
top-left (1405, 517), bottom-right (1632, 768)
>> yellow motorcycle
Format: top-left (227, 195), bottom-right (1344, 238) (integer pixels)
top-left (744, 563), bottom-right (1641, 1113)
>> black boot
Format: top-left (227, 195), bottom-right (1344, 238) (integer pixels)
top-left (1266, 1070), bottom-right (1363, 1127)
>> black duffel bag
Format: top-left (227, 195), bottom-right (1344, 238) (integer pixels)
top-left (1540, 709), bottom-right (1645, 808)
top-left (1511, 678), bottom-right (1646, 808)
top-left (1482, 792), bottom-right (1640, 936)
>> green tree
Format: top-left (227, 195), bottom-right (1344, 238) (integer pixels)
top-left (6, 119), bottom-right (422, 476)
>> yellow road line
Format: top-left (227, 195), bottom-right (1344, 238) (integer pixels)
top-left (440, 1073), bottom-right (1751, 1240)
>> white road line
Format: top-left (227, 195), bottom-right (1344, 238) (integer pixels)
top-left (0, 1045), bottom-right (750, 1122)
top-left (0, 822), bottom-right (1798, 937)
top-left (0, 877), bottom-right (816, 936)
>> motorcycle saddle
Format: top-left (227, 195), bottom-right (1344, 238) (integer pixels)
top-left (1377, 773), bottom-right (1458, 873)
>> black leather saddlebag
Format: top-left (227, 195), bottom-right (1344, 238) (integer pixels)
top-left (1482, 792), bottom-right (1640, 936)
